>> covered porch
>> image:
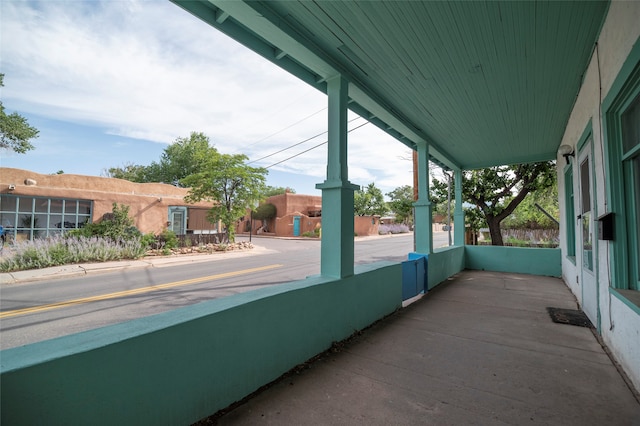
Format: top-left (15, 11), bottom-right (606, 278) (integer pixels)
top-left (2, 0), bottom-right (640, 424)
top-left (211, 270), bottom-right (640, 424)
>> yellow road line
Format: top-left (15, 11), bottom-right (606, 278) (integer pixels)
top-left (0, 264), bottom-right (283, 319)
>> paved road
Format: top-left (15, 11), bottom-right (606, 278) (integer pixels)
top-left (0, 232), bottom-right (449, 349)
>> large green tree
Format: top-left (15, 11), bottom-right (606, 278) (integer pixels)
top-left (431, 161), bottom-right (556, 245)
top-left (0, 74), bottom-right (39, 153)
top-left (502, 184), bottom-right (559, 229)
top-left (262, 185), bottom-right (295, 198)
top-left (354, 182), bottom-right (388, 216)
top-left (386, 185), bottom-right (414, 225)
top-left (182, 153), bottom-right (267, 243)
top-left (103, 162), bottom-right (150, 182)
top-left (104, 132), bottom-right (215, 185)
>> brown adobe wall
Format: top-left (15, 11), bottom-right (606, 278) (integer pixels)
top-left (355, 215), bottom-right (380, 237)
top-left (0, 168), bottom-right (211, 234)
top-left (266, 193), bottom-right (321, 217)
top-left (274, 213), bottom-right (321, 237)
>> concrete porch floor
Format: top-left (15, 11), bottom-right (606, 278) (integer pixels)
top-left (206, 270), bottom-right (640, 425)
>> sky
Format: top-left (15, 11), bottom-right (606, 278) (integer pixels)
top-left (0, 0), bottom-right (416, 196)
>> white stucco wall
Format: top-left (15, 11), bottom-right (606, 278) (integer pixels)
top-left (557, 0), bottom-right (640, 391)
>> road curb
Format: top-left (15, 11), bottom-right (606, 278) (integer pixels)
top-left (0, 246), bottom-right (273, 285)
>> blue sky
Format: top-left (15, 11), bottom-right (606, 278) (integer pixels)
top-left (1, 0), bottom-right (415, 196)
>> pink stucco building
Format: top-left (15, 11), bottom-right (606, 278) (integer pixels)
top-left (240, 192), bottom-right (380, 237)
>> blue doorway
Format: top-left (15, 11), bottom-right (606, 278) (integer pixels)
top-left (293, 216), bottom-right (301, 236)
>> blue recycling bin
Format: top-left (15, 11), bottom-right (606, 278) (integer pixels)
top-left (402, 253), bottom-right (427, 300)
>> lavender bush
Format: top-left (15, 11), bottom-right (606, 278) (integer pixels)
top-left (379, 223), bottom-right (411, 234)
top-left (0, 235), bottom-right (147, 272)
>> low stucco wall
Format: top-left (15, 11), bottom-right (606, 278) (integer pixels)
top-left (427, 246), bottom-right (465, 289)
top-left (0, 262), bottom-right (402, 425)
top-left (274, 213), bottom-right (321, 236)
top-left (465, 246), bottom-right (561, 277)
top-left (354, 215), bottom-right (380, 237)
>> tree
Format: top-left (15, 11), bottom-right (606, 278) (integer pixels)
top-left (386, 185), bottom-right (414, 225)
top-left (103, 132), bottom-right (216, 184)
top-left (149, 132), bottom-right (214, 185)
top-left (182, 153), bottom-right (267, 243)
top-left (252, 203), bottom-right (277, 221)
top-left (263, 186), bottom-right (295, 197)
top-left (0, 74), bottom-right (39, 153)
top-left (103, 162), bottom-right (150, 182)
top-left (252, 203), bottom-right (277, 232)
top-left (431, 161), bottom-right (556, 246)
top-left (354, 182), bottom-right (388, 216)
top-left (502, 184), bottom-right (559, 229)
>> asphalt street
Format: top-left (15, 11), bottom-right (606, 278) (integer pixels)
top-left (0, 232), bottom-right (449, 349)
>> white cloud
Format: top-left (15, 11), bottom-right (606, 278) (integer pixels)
top-left (1, 0), bottom-right (415, 195)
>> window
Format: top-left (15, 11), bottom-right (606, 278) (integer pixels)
top-left (0, 195), bottom-right (93, 241)
top-left (564, 165), bottom-right (576, 259)
top-left (603, 45), bottom-right (639, 292)
top-left (621, 94), bottom-right (640, 290)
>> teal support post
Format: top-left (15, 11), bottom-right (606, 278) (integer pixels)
top-left (316, 75), bottom-right (359, 278)
top-left (413, 141), bottom-right (433, 253)
top-left (454, 169), bottom-right (465, 246)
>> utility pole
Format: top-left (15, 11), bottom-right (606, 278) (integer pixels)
top-left (446, 171), bottom-right (452, 246)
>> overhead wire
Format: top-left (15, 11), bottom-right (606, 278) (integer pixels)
top-left (237, 107), bottom-right (328, 153)
top-left (264, 120), bottom-right (370, 169)
top-left (248, 116), bottom-right (362, 164)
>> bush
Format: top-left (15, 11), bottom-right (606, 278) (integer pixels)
top-left (140, 233), bottom-right (157, 250)
top-left (158, 229), bottom-right (178, 249)
top-left (252, 203), bottom-right (277, 220)
top-left (68, 203), bottom-right (140, 242)
top-left (0, 235), bottom-right (147, 272)
top-left (379, 223), bottom-right (410, 234)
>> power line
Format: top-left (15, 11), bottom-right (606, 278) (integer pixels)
top-left (248, 116), bottom-right (362, 164)
top-left (265, 121), bottom-right (370, 169)
top-left (237, 107), bottom-right (327, 153)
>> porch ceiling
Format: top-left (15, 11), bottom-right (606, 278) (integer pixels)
top-left (172, 0), bottom-right (609, 170)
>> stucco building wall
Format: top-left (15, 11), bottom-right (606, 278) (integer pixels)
top-left (0, 168), bottom-right (212, 235)
top-left (239, 192), bottom-right (380, 237)
top-left (556, 1), bottom-right (640, 390)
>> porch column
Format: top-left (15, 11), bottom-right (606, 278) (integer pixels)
top-left (454, 169), bottom-right (465, 246)
top-left (316, 75), bottom-right (359, 278)
top-left (413, 141), bottom-right (433, 253)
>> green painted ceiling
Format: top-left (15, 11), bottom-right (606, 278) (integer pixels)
top-left (172, 0), bottom-right (609, 170)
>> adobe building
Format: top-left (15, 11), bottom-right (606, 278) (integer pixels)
top-left (240, 191), bottom-right (380, 237)
top-left (0, 167), bottom-right (216, 241)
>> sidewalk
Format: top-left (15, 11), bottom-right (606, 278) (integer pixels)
top-left (0, 245), bottom-right (271, 285)
top-left (206, 270), bottom-right (640, 425)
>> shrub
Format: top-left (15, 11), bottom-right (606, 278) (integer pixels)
top-left (0, 235), bottom-right (147, 272)
top-left (379, 223), bottom-right (410, 234)
top-left (140, 233), bottom-right (157, 250)
top-left (67, 203), bottom-right (140, 242)
top-left (252, 203), bottom-right (277, 220)
top-left (158, 229), bottom-right (178, 249)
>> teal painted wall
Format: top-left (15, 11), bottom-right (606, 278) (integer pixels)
top-left (465, 246), bottom-right (561, 277)
top-left (1, 262), bottom-right (402, 426)
top-left (427, 246), bottom-right (465, 288)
